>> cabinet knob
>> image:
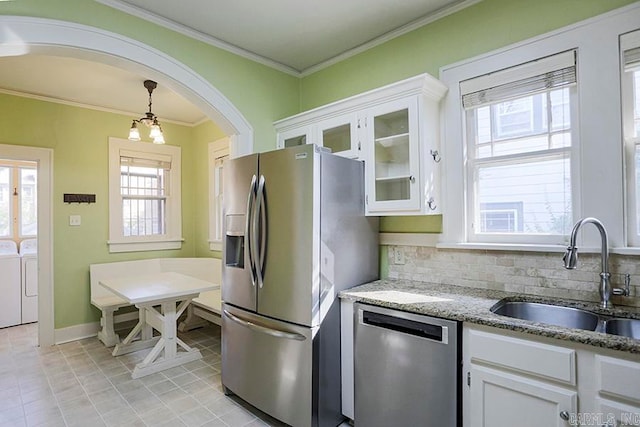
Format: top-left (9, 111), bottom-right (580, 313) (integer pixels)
top-left (559, 411), bottom-right (570, 421)
top-left (427, 197), bottom-right (437, 211)
top-left (409, 175), bottom-right (415, 183)
top-left (430, 149), bottom-right (441, 163)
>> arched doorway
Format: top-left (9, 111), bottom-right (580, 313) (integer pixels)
top-left (0, 15), bottom-right (254, 346)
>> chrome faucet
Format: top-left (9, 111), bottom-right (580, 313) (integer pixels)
top-left (563, 217), bottom-right (629, 309)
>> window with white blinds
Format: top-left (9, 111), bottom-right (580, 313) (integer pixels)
top-left (461, 50), bottom-right (576, 243)
top-left (108, 138), bottom-right (182, 253)
top-left (622, 29), bottom-right (640, 246)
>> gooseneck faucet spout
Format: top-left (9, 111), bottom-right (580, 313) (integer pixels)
top-left (563, 217), bottom-right (612, 308)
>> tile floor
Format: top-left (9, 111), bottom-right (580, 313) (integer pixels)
top-left (0, 322), bottom-right (293, 427)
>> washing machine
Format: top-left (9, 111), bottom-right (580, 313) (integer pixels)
top-left (20, 239), bottom-right (38, 324)
top-left (0, 240), bottom-right (21, 328)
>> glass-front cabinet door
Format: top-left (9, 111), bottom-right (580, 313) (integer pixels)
top-left (316, 113), bottom-right (359, 158)
top-left (364, 97), bottom-right (420, 213)
top-left (277, 127), bottom-right (311, 149)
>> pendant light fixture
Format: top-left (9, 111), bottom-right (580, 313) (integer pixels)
top-left (128, 79), bottom-right (165, 144)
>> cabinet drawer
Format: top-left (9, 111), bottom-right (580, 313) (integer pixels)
top-left (596, 355), bottom-right (640, 404)
top-left (468, 329), bottom-right (576, 385)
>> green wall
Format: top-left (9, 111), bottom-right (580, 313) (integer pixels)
top-left (0, 92), bottom-right (211, 327)
top-left (192, 121), bottom-right (226, 259)
top-left (1, 0), bottom-right (637, 329)
top-left (0, 0), bottom-right (300, 330)
top-left (0, 0), bottom-right (300, 154)
top-left (300, 0), bottom-right (637, 235)
top-left (300, 0), bottom-right (637, 109)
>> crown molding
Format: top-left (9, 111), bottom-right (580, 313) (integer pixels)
top-left (0, 87), bottom-right (200, 126)
top-left (94, 0), bottom-right (301, 76)
top-left (96, 0), bottom-right (481, 77)
top-left (299, 0), bottom-right (483, 77)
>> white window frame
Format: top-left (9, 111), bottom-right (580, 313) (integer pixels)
top-left (464, 67), bottom-right (577, 245)
top-left (440, 4), bottom-right (640, 252)
top-left (19, 166), bottom-right (37, 238)
top-left (108, 137), bottom-right (182, 253)
top-left (0, 165), bottom-right (13, 239)
top-left (208, 137), bottom-right (230, 251)
top-left (622, 29), bottom-right (640, 247)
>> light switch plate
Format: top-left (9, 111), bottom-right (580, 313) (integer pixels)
top-left (393, 247), bottom-right (405, 265)
top-left (69, 215), bottom-right (81, 226)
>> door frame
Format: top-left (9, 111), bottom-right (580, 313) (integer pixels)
top-left (0, 144), bottom-right (53, 346)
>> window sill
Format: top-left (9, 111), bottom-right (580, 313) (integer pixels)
top-left (383, 234), bottom-right (640, 256)
top-left (107, 238), bottom-right (184, 253)
top-left (436, 242), bottom-right (569, 253)
top-left (610, 247), bottom-right (640, 256)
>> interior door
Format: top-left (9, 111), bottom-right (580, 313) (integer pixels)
top-left (222, 153), bottom-right (259, 312)
top-left (257, 144), bottom-right (319, 326)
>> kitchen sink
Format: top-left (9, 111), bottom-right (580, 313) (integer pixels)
top-left (490, 300), bottom-right (600, 331)
top-left (605, 318), bottom-right (640, 339)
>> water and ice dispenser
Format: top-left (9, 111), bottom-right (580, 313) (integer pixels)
top-left (225, 214), bottom-right (245, 269)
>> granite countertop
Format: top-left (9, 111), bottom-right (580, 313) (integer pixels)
top-left (340, 279), bottom-right (640, 354)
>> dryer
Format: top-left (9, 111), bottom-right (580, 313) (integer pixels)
top-left (20, 239), bottom-right (38, 324)
top-left (0, 240), bottom-right (21, 328)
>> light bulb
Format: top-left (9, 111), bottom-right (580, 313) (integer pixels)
top-left (128, 122), bottom-right (141, 141)
top-left (153, 133), bottom-right (165, 144)
top-left (149, 124), bottom-right (162, 139)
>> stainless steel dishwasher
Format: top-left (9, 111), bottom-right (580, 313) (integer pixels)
top-left (354, 303), bottom-right (460, 427)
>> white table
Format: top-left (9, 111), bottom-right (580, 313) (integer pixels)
top-left (99, 271), bottom-right (219, 378)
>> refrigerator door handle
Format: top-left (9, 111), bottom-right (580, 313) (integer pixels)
top-left (254, 174), bottom-right (267, 288)
top-left (223, 309), bottom-right (306, 341)
top-left (245, 175), bottom-right (258, 287)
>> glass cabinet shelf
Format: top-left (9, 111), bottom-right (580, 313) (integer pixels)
top-left (374, 133), bottom-right (410, 147)
top-left (375, 175), bottom-right (412, 182)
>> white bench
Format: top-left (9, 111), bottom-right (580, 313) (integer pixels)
top-left (90, 257), bottom-right (221, 347)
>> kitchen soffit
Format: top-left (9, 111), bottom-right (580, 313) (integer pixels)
top-left (97, 0), bottom-right (480, 76)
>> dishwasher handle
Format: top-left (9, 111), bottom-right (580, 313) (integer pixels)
top-left (361, 310), bottom-right (448, 344)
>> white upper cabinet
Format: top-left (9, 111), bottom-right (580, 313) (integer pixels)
top-left (363, 97), bottom-right (421, 213)
top-left (316, 112), bottom-right (360, 159)
top-left (274, 73), bottom-right (447, 216)
top-left (277, 127), bottom-right (310, 149)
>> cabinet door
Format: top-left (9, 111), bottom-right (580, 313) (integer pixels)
top-left (364, 97), bottom-right (420, 213)
top-left (469, 364), bottom-right (577, 427)
top-left (277, 127), bottom-right (311, 149)
top-left (316, 113), bottom-right (359, 158)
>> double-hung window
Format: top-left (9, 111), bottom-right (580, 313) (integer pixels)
top-left (461, 50), bottom-right (577, 244)
top-left (622, 29), bottom-right (640, 246)
top-left (208, 138), bottom-right (230, 251)
top-left (108, 138), bottom-right (182, 252)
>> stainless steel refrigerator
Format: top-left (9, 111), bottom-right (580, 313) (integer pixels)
top-left (221, 144), bottom-right (378, 427)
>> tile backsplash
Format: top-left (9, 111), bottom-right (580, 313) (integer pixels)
top-left (387, 246), bottom-right (640, 308)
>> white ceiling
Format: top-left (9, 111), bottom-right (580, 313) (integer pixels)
top-left (98, 0), bottom-right (476, 74)
top-left (0, 55), bottom-right (205, 124)
top-left (0, 0), bottom-right (477, 125)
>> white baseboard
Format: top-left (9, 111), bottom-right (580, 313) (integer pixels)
top-left (54, 322), bottom-right (100, 345)
top-left (54, 311), bottom-right (141, 345)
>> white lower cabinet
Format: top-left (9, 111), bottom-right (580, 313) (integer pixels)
top-left (464, 326), bottom-right (577, 427)
top-left (464, 325), bottom-right (640, 427)
top-left (594, 355), bottom-right (640, 426)
top-left (469, 365), bottom-right (577, 427)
